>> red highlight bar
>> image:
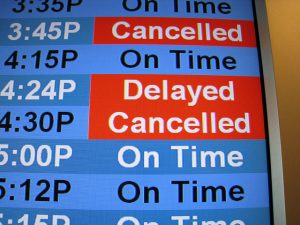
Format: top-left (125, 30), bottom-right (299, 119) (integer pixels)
top-left (89, 75), bottom-right (265, 140)
top-left (94, 17), bottom-right (257, 47)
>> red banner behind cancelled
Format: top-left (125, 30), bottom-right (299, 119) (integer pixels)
top-left (94, 17), bottom-right (257, 47)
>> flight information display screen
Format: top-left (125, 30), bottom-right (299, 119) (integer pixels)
top-left (0, 0), bottom-right (274, 224)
